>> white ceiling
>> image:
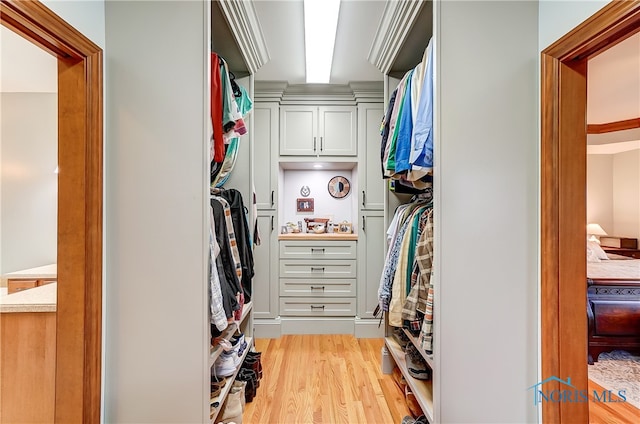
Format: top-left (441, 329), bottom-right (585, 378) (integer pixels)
top-left (253, 0), bottom-right (385, 84)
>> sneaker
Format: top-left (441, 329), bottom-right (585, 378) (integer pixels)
top-left (405, 344), bottom-right (431, 381)
top-left (393, 327), bottom-right (410, 347)
top-left (214, 351), bottom-right (239, 377)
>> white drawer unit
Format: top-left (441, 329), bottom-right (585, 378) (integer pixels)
top-left (279, 260), bottom-right (356, 279)
top-left (280, 240), bottom-right (356, 260)
top-left (280, 278), bottom-right (356, 297)
top-left (279, 297), bottom-right (357, 317)
top-left (278, 239), bottom-right (357, 324)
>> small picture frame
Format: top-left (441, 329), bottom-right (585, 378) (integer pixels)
top-left (296, 198), bottom-right (314, 212)
top-left (337, 222), bottom-right (352, 234)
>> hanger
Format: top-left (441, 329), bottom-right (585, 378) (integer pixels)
top-left (228, 71), bottom-right (242, 98)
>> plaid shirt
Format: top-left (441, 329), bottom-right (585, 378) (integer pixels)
top-left (402, 208), bottom-right (433, 321)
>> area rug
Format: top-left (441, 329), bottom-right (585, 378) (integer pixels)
top-left (588, 350), bottom-right (640, 409)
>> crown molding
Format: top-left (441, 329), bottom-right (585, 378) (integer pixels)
top-left (254, 81), bottom-right (288, 102)
top-left (368, 0), bottom-right (426, 74)
top-left (255, 81), bottom-right (383, 105)
top-left (217, 0), bottom-right (270, 74)
top-left (349, 81), bottom-right (384, 103)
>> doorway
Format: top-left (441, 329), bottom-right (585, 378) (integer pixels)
top-left (0, 1), bottom-right (103, 422)
top-left (541, 1), bottom-right (640, 423)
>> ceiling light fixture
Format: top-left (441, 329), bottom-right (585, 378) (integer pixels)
top-left (304, 0), bottom-right (341, 84)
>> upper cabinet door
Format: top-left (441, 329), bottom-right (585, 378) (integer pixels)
top-left (280, 105), bottom-right (357, 156)
top-left (318, 106), bottom-right (357, 156)
top-left (254, 102), bottom-right (279, 209)
top-left (280, 106), bottom-right (317, 156)
top-left (358, 103), bottom-right (385, 210)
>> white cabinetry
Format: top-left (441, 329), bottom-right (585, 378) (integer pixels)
top-left (278, 238), bottom-right (357, 332)
top-left (357, 103), bottom-right (385, 210)
top-left (252, 211), bottom-right (278, 319)
top-left (280, 106), bottom-right (357, 156)
top-left (357, 211), bottom-right (385, 319)
top-left (253, 103), bottom-right (279, 209)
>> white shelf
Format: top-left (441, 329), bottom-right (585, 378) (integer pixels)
top-left (209, 301), bottom-right (253, 368)
top-left (402, 328), bottom-right (434, 369)
top-left (210, 336), bottom-right (254, 423)
top-left (385, 336), bottom-right (434, 423)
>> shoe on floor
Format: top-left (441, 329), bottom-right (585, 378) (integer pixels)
top-left (405, 344), bottom-right (431, 381)
top-left (401, 416), bottom-right (416, 424)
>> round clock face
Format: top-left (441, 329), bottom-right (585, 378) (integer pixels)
top-left (328, 176), bottom-right (351, 199)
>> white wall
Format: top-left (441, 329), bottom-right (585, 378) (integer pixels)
top-left (436, 1), bottom-right (538, 422)
top-left (538, 0), bottom-right (608, 51)
top-left (588, 151), bottom-right (640, 241)
top-left (613, 149), bottom-right (640, 239)
top-left (587, 154), bottom-right (614, 233)
top-left (104, 1), bottom-right (208, 422)
top-left (281, 169), bottom-right (356, 229)
top-left (42, 0), bottom-right (105, 49)
top-left (0, 93), bottom-right (58, 274)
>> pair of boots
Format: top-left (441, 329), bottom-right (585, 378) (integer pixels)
top-left (236, 351), bottom-right (262, 403)
top-left (217, 380), bottom-right (246, 424)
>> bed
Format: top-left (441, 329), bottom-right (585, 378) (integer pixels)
top-left (587, 253), bottom-right (640, 364)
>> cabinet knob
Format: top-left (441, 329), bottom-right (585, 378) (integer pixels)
top-left (310, 267), bottom-right (325, 272)
top-left (313, 137), bottom-right (317, 152)
top-left (271, 190), bottom-right (274, 207)
top-left (362, 216), bottom-right (366, 231)
top-left (310, 248), bottom-right (325, 253)
top-left (362, 191), bottom-right (366, 207)
top-left (310, 286), bottom-right (325, 291)
top-left (310, 305), bottom-right (325, 310)
top-left (320, 136), bottom-right (323, 152)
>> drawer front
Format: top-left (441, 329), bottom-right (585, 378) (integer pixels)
top-left (280, 241), bottom-right (356, 260)
top-left (7, 279), bottom-right (38, 294)
top-left (279, 297), bottom-right (356, 316)
top-left (592, 300), bottom-right (640, 336)
top-left (279, 260), bottom-right (356, 279)
top-left (280, 278), bottom-right (356, 297)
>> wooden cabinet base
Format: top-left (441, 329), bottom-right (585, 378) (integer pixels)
top-left (0, 312), bottom-right (56, 423)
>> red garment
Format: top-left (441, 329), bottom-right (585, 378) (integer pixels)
top-left (211, 53), bottom-right (225, 163)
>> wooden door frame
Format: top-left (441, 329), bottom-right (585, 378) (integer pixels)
top-left (541, 1), bottom-right (640, 422)
top-left (0, 1), bottom-right (103, 422)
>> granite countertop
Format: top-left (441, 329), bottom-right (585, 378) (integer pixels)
top-left (278, 233), bottom-right (358, 241)
top-left (0, 282), bottom-right (57, 313)
top-left (2, 263), bottom-right (57, 280)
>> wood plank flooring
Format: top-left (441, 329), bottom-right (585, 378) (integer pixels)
top-left (243, 335), bottom-right (411, 424)
top-left (589, 379), bottom-right (640, 424)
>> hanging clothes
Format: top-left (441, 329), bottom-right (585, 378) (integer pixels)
top-left (216, 188), bottom-right (255, 302)
top-left (379, 38), bottom-right (434, 189)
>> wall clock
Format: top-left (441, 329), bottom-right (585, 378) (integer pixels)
top-left (328, 176), bottom-right (351, 199)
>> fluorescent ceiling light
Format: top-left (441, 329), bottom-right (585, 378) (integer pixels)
top-left (304, 0), bottom-right (341, 84)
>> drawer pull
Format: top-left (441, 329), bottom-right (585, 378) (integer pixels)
top-left (310, 286), bottom-right (325, 291)
top-left (311, 248), bottom-right (325, 253)
top-left (310, 267), bottom-right (325, 272)
top-left (310, 305), bottom-right (325, 310)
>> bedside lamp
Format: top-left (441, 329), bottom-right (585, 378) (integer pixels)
top-left (587, 223), bottom-right (607, 244)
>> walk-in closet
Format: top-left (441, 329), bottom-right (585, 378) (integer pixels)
top-left (102, 0), bottom-right (542, 422)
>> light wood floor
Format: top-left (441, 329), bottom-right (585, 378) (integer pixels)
top-left (589, 379), bottom-right (640, 424)
top-left (243, 335), bottom-right (412, 424)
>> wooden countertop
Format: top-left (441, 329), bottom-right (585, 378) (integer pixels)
top-left (1, 282), bottom-right (57, 313)
top-left (278, 233), bottom-right (358, 241)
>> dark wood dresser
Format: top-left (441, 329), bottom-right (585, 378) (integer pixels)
top-left (587, 278), bottom-right (640, 364)
top-left (602, 246), bottom-right (640, 259)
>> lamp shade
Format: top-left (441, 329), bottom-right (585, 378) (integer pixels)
top-left (587, 223), bottom-right (607, 236)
